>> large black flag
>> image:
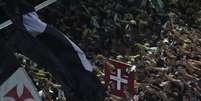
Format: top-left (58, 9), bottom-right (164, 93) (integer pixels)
top-left (0, 38), bottom-right (19, 85)
top-left (3, 0), bottom-right (106, 100)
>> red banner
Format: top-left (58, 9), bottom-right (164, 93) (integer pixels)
top-left (104, 59), bottom-right (135, 97)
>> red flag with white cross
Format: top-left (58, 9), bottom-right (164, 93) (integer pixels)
top-left (104, 59), bottom-right (135, 97)
top-left (0, 68), bottom-right (42, 101)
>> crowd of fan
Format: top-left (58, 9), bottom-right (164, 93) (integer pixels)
top-left (1, 0), bottom-right (201, 101)
top-left (134, 26), bottom-right (201, 101)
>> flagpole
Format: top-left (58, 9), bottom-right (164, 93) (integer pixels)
top-left (0, 0), bottom-right (57, 30)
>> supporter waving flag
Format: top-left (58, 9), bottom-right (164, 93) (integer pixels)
top-left (3, 0), bottom-right (106, 100)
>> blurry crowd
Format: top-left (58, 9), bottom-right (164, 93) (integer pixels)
top-left (1, 0), bottom-right (201, 101)
top-left (134, 26), bottom-right (201, 101)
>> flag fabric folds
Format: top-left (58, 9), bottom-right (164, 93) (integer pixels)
top-left (37, 25), bottom-right (106, 100)
top-left (3, 0), bottom-right (106, 100)
top-left (0, 39), bottom-right (19, 86)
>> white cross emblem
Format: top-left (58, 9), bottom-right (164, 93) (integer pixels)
top-left (110, 69), bottom-right (128, 90)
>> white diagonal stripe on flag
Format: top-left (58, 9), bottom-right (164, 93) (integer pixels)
top-left (0, 0), bottom-right (57, 30)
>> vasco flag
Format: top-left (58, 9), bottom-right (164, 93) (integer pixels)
top-left (0, 68), bottom-right (42, 101)
top-left (3, 0), bottom-right (106, 100)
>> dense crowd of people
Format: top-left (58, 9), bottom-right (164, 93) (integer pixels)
top-left (134, 26), bottom-right (201, 101)
top-left (0, 0), bottom-right (201, 100)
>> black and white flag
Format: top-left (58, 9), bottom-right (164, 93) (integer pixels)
top-left (2, 0), bottom-right (106, 100)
